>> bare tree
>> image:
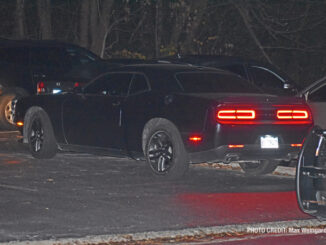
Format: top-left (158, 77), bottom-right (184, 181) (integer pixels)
top-left (232, 1), bottom-right (273, 64)
top-left (79, 0), bottom-right (90, 48)
top-left (15, 0), bottom-right (25, 39)
top-left (37, 0), bottom-right (52, 39)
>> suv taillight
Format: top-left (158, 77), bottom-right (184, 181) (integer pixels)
top-left (37, 81), bottom-right (45, 94)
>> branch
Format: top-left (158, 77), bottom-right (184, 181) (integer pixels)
top-left (232, 1), bottom-right (274, 65)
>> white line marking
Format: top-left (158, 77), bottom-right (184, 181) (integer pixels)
top-left (0, 184), bottom-right (37, 192)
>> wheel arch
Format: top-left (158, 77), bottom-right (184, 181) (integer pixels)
top-left (142, 117), bottom-right (182, 154)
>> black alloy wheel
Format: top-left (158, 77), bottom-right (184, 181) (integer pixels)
top-left (147, 131), bottom-right (174, 174)
top-left (30, 118), bottom-right (44, 153)
top-left (27, 109), bottom-right (57, 159)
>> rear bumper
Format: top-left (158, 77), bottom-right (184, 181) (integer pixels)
top-left (189, 144), bottom-right (300, 164)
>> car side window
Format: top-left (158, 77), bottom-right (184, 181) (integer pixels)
top-left (84, 73), bottom-right (132, 96)
top-left (128, 74), bottom-right (149, 95)
top-left (308, 84), bottom-right (326, 102)
top-left (63, 47), bottom-right (97, 70)
top-left (219, 64), bottom-right (248, 80)
top-left (249, 66), bottom-right (284, 91)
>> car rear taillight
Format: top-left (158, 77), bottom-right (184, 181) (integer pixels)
top-left (216, 105), bottom-right (312, 125)
top-left (37, 81), bottom-right (45, 94)
top-left (277, 110), bottom-right (309, 120)
top-left (217, 110), bottom-right (256, 120)
top-left (217, 109), bottom-right (256, 124)
top-left (274, 108), bottom-right (312, 125)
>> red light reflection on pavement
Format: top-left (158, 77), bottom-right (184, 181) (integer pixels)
top-left (5, 160), bottom-right (21, 164)
top-left (176, 191), bottom-right (311, 227)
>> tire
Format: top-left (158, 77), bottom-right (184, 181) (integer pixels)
top-left (0, 94), bottom-right (17, 130)
top-left (239, 160), bottom-right (279, 176)
top-left (27, 109), bottom-right (57, 159)
top-left (144, 119), bottom-right (189, 179)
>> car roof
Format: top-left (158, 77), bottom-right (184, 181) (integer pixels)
top-left (159, 54), bottom-right (254, 66)
top-left (159, 54), bottom-right (295, 84)
top-left (109, 63), bottom-right (230, 74)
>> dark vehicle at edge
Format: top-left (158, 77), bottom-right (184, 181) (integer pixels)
top-left (297, 126), bottom-right (326, 220)
top-left (0, 39), bottom-right (112, 130)
top-left (13, 64), bottom-right (313, 178)
top-left (160, 54), bottom-right (299, 96)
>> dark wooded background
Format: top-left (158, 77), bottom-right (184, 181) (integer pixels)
top-left (2, 0), bottom-right (326, 86)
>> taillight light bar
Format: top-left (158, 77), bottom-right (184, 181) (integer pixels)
top-left (217, 110), bottom-right (256, 120)
top-left (277, 110), bottom-right (309, 120)
top-left (216, 106), bottom-right (312, 125)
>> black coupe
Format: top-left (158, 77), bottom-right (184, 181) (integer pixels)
top-left (13, 64), bottom-right (313, 179)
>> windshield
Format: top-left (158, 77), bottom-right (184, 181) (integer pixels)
top-left (175, 72), bottom-right (261, 93)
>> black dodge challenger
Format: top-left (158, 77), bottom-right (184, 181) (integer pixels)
top-left (13, 64), bottom-right (313, 178)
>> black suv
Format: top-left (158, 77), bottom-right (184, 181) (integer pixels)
top-left (160, 55), bottom-right (299, 96)
top-left (0, 39), bottom-right (110, 130)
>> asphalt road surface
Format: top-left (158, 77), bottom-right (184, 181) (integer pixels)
top-left (0, 131), bottom-right (312, 243)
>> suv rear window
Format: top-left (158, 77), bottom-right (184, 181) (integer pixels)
top-left (175, 72), bottom-right (260, 93)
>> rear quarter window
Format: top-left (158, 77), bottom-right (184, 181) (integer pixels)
top-left (175, 72), bottom-right (260, 93)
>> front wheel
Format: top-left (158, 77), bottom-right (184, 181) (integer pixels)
top-left (239, 160), bottom-right (279, 176)
top-left (27, 109), bottom-right (57, 159)
top-left (144, 120), bottom-right (189, 179)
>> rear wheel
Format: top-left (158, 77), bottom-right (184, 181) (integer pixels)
top-left (144, 120), bottom-right (189, 179)
top-left (239, 160), bottom-right (279, 176)
top-left (0, 94), bottom-right (17, 130)
top-left (27, 109), bottom-right (57, 159)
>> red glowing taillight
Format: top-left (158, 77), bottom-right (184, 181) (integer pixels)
top-left (217, 109), bottom-right (256, 124)
top-left (274, 108), bottom-right (312, 124)
top-left (277, 110), bottom-right (309, 120)
top-left (74, 82), bottom-right (80, 88)
top-left (37, 81), bottom-right (45, 94)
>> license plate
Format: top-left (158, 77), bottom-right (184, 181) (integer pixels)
top-left (260, 135), bottom-right (279, 149)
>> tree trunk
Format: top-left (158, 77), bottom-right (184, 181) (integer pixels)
top-left (154, 0), bottom-right (163, 58)
top-left (37, 0), bottom-right (52, 39)
top-left (169, 0), bottom-right (191, 51)
top-left (232, 1), bottom-right (273, 64)
top-left (15, 0), bottom-right (25, 39)
top-left (89, 0), bottom-right (114, 56)
top-left (79, 0), bottom-right (90, 48)
top-left (183, 0), bottom-right (208, 53)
